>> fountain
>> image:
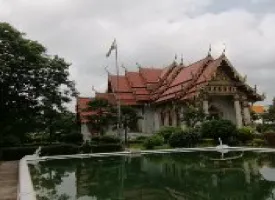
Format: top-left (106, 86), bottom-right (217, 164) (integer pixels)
top-left (208, 139), bottom-right (243, 161)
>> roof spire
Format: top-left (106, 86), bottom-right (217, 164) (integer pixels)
top-left (174, 54), bottom-right (178, 63)
top-left (121, 64), bottom-right (127, 73)
top-left (136, 62), bottom-right (141, 68)
top-left (222, 43), bottom-right (226, 55)
top-left (92, 85), bottom-right (98, 93)
top-left (180, 54), bottom-right (184, 65)
top-left (104, 66), bottom-right (110, 75)
top-left (208, 44), bottom-right (212, 56)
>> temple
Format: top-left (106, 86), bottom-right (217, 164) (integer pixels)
top-left (76, 52), bottom-right (265, 138)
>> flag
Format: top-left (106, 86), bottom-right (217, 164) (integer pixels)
top-left (106, 39), bottom-right (117, 57)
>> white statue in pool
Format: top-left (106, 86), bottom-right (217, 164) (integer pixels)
top-left (216, 137), bottom-right (229, 156)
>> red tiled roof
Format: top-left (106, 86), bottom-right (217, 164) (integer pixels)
top-left (109, 75), bottom-right (132, 92)
top-left (139, 68), bottom-right (162, 83)
top-left (95, 93), bottom-right (116, 105)
top-left (76, 97), bottom-right (94, 123)
top-left (126, 72), bottom-right (146, 88)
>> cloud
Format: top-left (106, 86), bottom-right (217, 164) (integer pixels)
top-left (0, 0), bottom-right (275, 111)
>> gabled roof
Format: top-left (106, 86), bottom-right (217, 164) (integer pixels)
top-left (139, 67), bottom-right (162, 83)
top-left (77, 53), bottom-right (265, 121)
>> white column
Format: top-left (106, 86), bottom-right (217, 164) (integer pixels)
top-left (154, 109), bottom-right (160, 131)
top-left (81, 123), bottom-right (91, 141)
top-left (164, 111), bottom-right (169, 126)
top-left (203, 100), bottom-right (209, 114)
top-left (203, 94), bottom-right (209, 115)
top-left (243, 101), bottom-right (251, 125)
top-left (234, 95), bottom-right (243, 128)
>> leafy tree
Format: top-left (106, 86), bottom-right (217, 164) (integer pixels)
top-left (0, 22), bottom-right (77, 144)
top-left (29, 111), bottom-right (81, 143)
top-left (250, 109), bottom-right (260, 122)
top-left (86, 98), bottom-right (116, 135)
top-left (182, 104), bottom-right (207, 128)
top-left (86, 99), bottom-right (141, 143)
top-left (200, 119), bottom-right (237, 144)
top-left (121, 105), bottom-right (142, 145)
top-left (262, 106), bottom-right (275, 124)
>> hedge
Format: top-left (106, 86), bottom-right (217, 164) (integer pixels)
top-left (91, 144), bottom-right (123, 153)
top-left (90, 135), bottom-right (120, 144)
top-left (40, 144), bottom-right (79, 156)
top-left (0, 144), bottom-right (79, 161)
top-left (0, 146), bottom-right (38, 161)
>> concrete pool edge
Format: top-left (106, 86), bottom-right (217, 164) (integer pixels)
top-left (17, 146), bottom-right (275, 200)
top-left (18, 156), bottom-right (36, 200)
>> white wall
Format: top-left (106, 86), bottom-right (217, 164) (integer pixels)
top-left (210, 96), bottom-right (236, 124)
top-left (81, 123), bottom-right (91, 141)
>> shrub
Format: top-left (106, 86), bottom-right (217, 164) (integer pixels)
top-left (1, 135), bottom-right (21, 147)
top-left (61, 133), bottom-right (83, 144)
top-left (99, 135), bottom-right (121, 144)
top-left (200, 138), bottom-right (215, 147)
top-left (200, 119), bottom-right (237, 144)
top-left (252, 138), bottom-right (266, 147)
top-left (40, 144), bottom-right (79, 156)
top-left (79, 141), bottom-right (93, 153)
top-left (0, 146), bottom-right (37, 161)
top-left (169, 128), bottom-right (200, 148)
top-left (264, 132), bottom-right (275, 147)
top-left (237, 126), bottom-right (255, 144)
top-left (136, 136), bottom-right (147, 141)
top-left (156, 126), bottom-right (182, 143)
top-left (129, 136), bottom-right (147, 144)
top-left (91, 144), bottom-right (123, 153)
top-left (143, 135), bottom-right (164, 149)
top-left (256, 124), bottom-right (275, 133)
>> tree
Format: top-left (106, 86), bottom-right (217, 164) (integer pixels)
top-left (86, 99), bottom-right (141, 142)
top-left (121, 105), bottom-right (142, 145)
top-left (0, 22), bottom-right (77, 144)
top-left (262, 105), bottom-right (275, 124)
top-left (86, 98), bottom-right (116, 135)
top-left (182, 104), bottom-right (207, 128)
top-left (30, 111), bottom-right (80, 143)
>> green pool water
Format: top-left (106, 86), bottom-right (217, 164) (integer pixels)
top-left (28, 151), bottom-right (275, 200)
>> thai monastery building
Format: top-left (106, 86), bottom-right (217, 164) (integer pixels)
top-left (77, 52), bottom-right (265, 138)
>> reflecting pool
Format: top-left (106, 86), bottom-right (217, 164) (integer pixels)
top-left (28, 151), bottom-right (275, 200)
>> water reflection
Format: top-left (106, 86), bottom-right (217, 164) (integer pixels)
top-left (28, 151), bottom-right (275, 200)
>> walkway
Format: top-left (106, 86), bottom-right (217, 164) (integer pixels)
top-left (0, 161), bottom-right (18, 200)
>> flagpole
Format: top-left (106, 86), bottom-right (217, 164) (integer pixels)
top-left (115, 39), bottom-right (122, 139)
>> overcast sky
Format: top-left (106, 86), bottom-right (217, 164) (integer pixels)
top-left (0, 0), bottom-right (275, 110)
